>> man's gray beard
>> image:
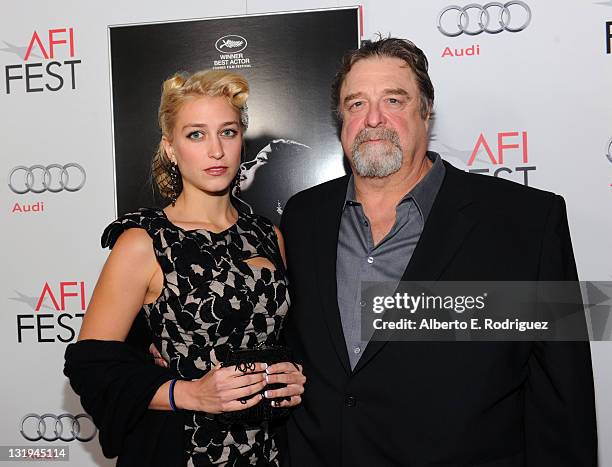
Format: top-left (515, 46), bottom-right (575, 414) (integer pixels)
top-left (351, 128), bottom-right (403, 178)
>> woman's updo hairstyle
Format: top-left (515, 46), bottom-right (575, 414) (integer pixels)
top-left (152, 70), bottom-right (249, 200)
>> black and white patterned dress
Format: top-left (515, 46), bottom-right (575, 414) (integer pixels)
top-left (102, 207), bottom-right (290, 466)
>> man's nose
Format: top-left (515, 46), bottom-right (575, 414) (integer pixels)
top-left (365, 102), bottom-right (385, 128)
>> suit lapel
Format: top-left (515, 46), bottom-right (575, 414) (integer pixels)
top-left (313, 176), bottom-right (352, 374)
top-left (353, 162), bottom-right (479, 374)
top-left (400, 163), bottom-right (477, 283)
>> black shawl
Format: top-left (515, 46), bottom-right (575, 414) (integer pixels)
top-left (64, 339), bottom-right (186, 466)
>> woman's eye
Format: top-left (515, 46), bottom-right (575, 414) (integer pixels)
top-left (221, 128), bottom-right (238, 137)
top-left (187, 130), bottom-right (204, 140)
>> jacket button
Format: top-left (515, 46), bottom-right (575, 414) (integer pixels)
top-left (345, 395), bottom-right (356, 408)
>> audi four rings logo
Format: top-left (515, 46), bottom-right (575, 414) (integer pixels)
top-left (20, 413), bottom-right (97, 442)
top-left (438, 1), bottom-right (532, 37)
top-left (8, 163), bottom-right (86, 194)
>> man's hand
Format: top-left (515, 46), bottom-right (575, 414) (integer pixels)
top-left (149, 343), bottom-right (168, 368)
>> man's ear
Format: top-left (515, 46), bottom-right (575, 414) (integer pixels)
top-left (424, 107), bottom-right (434, 133)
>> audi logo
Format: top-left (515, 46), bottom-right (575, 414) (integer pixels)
top-left (20, 413), bottom-right (97, 442)
top-left (437, 1), bottom-right (532, 37)
top-left (8, 163), bottom-right (86, 194)
top-left (607, 138), bottom-right (612, 164)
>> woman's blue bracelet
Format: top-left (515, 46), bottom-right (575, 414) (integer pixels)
top-left (169, 379), bottom-right (179, 412)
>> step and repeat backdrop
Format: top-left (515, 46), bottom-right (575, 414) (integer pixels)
top-left (1, 1), bottom-right (611, 466)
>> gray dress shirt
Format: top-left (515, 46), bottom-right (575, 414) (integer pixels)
top-left (336, 152), bottom-right (445, 369)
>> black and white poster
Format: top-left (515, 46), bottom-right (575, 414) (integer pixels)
top-left (110, 8), bottom-right (360, 223)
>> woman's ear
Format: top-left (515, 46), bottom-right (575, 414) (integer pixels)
top-left (161, 136), bottom-right (175, 164)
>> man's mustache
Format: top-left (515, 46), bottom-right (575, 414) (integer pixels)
top-left (352, 128), bottom-right (401, 150)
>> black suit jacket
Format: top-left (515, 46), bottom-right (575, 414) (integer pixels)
top-left (279, 161), bottom-right (597, 467)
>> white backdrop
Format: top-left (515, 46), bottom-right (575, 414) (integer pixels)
top-left (2, 1), bottom-right (611, 466)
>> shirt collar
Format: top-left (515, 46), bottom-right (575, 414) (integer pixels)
top-left (343, 151), bottom-right (445, 222)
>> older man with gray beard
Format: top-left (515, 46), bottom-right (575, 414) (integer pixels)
top-left (351, 127), bottom-right (403, 177)
top-left (279, 37), bottom-right (596, 466)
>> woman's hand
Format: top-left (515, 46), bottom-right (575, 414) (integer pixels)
top-left (175, 363), bottom-right (268, 414)
top-left (262, 362), bottom-right (306, 408)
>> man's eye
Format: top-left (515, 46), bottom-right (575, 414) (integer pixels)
top-left (349, 101), bottom-right (364, 110)
top-left (221, 129), bottom-right (238, 137)
top-left (187, 130), bottom-right (204, 140)
top-left (388, 97), bottom-right (402, 105)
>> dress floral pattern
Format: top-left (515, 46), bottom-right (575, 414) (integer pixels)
top-left (102, 207), bottom-right (290, 466)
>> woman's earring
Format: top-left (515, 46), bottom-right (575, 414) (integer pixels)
top-left (170, 162), bottom-right (179, 206)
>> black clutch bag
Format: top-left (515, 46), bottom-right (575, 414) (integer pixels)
top-left (218, 345), bottom-right (297, 425)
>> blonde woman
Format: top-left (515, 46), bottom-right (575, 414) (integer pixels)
top-left (65, 70), bottom-right (305, 466)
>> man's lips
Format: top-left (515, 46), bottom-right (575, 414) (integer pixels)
top-left (204, 166), bottom-right (228, 176)
top-left (360, 138), bottom-right (389, 144)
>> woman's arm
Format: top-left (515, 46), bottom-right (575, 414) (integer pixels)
top-left (77, 228), bottom-right (186, 411)
top-left (79, 228), bottom-right (161, 341)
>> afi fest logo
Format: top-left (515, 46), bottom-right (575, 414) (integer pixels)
top-left (596, 0), bottom-right (612, 53)
top-left (438, 2), bottom-right (531, 58)
top-left (442, 131), bottom-right (535, 186)
top-left (1, 27), bottom-right (81, 94)
top-left (13, 281), bottom-right (87, 343)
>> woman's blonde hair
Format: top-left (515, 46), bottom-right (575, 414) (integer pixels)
top-left (152, 70), bottom-right (249, 200)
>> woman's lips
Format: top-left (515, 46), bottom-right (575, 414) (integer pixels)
top-left (204, 166), bottom-right (228, 176)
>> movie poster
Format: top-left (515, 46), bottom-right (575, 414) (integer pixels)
top-left (110, 8), bottom-right (360, 223)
